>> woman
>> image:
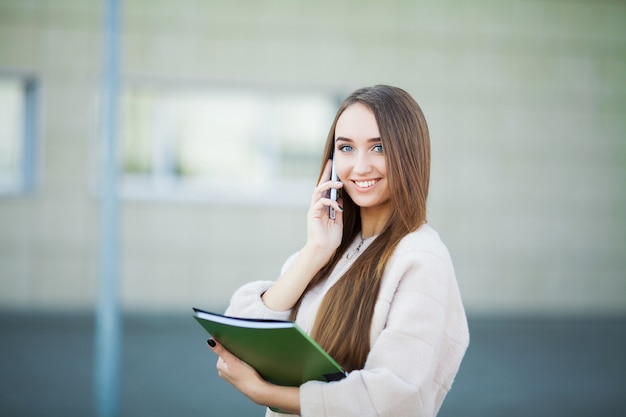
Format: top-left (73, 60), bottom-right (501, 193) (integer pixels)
top-left (207, 85), bottom-right (469, 416)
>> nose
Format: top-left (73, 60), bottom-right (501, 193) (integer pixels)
top-left (353, 152), bottom-right (373, 175)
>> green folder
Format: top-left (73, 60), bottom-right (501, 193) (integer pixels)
top-left (193, 308), bottom-right (346, 387)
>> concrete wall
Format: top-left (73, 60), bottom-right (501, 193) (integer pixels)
top-left (0, 0), bottom-right (624, 315)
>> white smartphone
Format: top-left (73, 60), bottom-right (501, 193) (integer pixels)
top-left (329, 158), bottom-right (338, 220)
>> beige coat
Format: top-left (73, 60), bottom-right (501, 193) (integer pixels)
top-left (226, 224), bottom-right (469, 417)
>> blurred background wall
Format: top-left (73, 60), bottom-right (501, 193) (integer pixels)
top-left (0, 0), bottom-right (624, 317)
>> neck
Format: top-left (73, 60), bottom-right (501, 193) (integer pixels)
top-left (359, 204), bottom-right (392, 239)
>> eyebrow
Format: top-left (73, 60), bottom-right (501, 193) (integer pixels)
top-left (335, 136), bottom-right (381, 143)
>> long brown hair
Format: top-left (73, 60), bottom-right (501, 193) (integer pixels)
top-left (289, 85), bottom-right (431, 371)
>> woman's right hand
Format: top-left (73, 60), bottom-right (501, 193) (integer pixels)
top-left (305, 159), bottom-right (344, 256)
top-left (261, 160), bottom-right (343, 312)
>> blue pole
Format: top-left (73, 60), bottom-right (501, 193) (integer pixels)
top-left (95, 0), bottom-right (121, 416)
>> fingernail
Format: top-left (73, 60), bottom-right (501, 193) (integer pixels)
top-left (338, 205), bottom-right (344, 211)
top-left (207, 338), bottom-right (216, 347)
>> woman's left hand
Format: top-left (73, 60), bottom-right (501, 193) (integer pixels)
top-left (207, 338), bottom-right (267, 404)
top-left (206, 339), bottom-right (301, 414)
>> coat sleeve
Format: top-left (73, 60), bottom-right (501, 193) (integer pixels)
top-left (299, 250), bottom-right (469, 417)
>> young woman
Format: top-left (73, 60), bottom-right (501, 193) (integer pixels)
top-left (207, 85), bottom-right (469, 416)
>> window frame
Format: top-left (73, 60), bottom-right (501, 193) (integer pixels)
top-left (0, 72), bottom-right (39, 196)
top-left (119, 81), bottom-right (342, 207)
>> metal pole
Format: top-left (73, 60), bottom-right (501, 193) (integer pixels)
top-left (95, 0), bottom-right (121, 416)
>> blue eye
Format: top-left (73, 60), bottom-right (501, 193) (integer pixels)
top-left (338, 144), bottom-right (353, 152)
top-left (373, 144), bottom-right (383, 153)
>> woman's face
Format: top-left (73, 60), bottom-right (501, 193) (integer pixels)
top-left (334, 102), bottom-right (391, 214)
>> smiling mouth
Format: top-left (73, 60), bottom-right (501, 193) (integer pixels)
top-left (353, 179), bottom-right (379, 188)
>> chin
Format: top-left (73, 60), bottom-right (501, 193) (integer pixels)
top-left (352, 197), bottom-right (390, 210)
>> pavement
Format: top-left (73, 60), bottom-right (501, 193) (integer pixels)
top-left (1, 311), bottom-right (624, 416)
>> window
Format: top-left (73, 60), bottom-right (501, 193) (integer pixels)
top-left (121, 86), bottom-right (339, 206)
top-left (0, 76), bottom-right (37, 195)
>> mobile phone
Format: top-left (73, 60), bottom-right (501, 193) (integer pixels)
top-left (329, 158), bottom-right (338, 220)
